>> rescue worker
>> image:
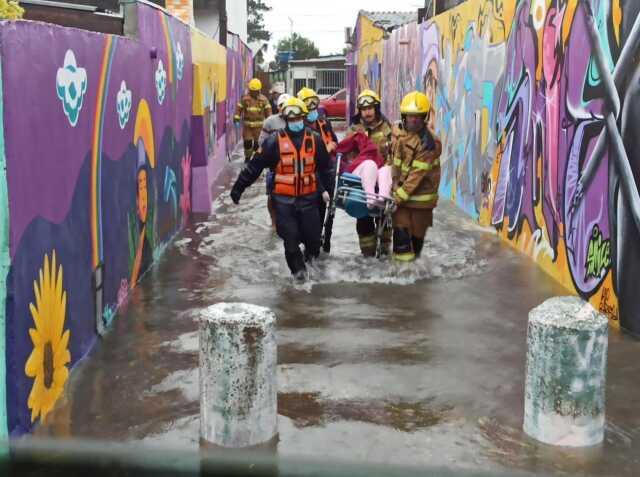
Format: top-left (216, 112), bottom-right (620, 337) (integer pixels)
top-left (297, 87), bottom-right (338, 227)
top-left (349, 89), bottom-right (394, 256)
top-left (230, 98), bottom-right (333, 281)
top-left (391, 91), bottom-right (442, 262)
top-left (234, 78), bottom-right (272, 162)
top-left (259, 93), bottom-right (291, 229)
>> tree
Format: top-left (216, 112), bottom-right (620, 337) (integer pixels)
top-left (248, 0), bottom-right (271, 43)
top-left (276, 33), bottom-right (320, 62)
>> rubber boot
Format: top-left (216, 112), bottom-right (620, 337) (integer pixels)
top-left (411, 236), bottom-right (424, 258)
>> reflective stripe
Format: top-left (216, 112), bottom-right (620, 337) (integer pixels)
top-left (247, 106), bottom-right (264, 112)
top-left (245, 120), bottom-right (264, 128)
top-left (409, 193), bottom-right (438, 202)
top-left (395, 187), bottom-right (409, 201)
top-left (393, 157), bottom-right (402, 167)
top-left (359, 235), bottom-right (377, 247)
top-left (401, 164), bottom-right (410, 173)
top-left (233, 115), bottom-right (241, 121)
top-left (237, 103), bottom-right (244, 109)
top-left (412, 159), bottom-right (440, 171)
top-left (393, 252), bottom-right (416, 262)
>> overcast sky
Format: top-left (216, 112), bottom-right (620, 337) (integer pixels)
top-left (262, 0), bottom-right (424, 62)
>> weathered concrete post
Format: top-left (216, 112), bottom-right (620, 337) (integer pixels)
top-left (199, 303), bottom-right (277, 448)
top-left (524, 296), bottom-right (608, 447)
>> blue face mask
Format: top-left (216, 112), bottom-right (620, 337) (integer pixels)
top-left (307, 110), bottom-right (319, 122)
top-left (288, 120), bottom-right (304, 132)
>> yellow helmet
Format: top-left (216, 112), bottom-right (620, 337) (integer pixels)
top-left (400, 91), bottom-right (431, 115)
top-left (297, 87), bottom-right (320, 110)
top-left (248, 78), bottom-right (262, 92)
top-left (357, 89), bottom-right (381, 108)
top-left (281, 97), bottom-right (308, 118)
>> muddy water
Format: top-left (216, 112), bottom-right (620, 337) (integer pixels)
top-left (33, 140), bottom-right (640, 476)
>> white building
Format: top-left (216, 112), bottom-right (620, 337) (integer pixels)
top-left (286, 55), bottom-right (345, 98)
top-left (193, 0), bottom-right (247, 44)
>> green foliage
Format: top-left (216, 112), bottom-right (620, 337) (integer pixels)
top-left (248, 0), bottom-right (271, 43)
top-left (0, 0), bottom-right (24, 20)
top-left (276, 33), bottom-right (319, 61)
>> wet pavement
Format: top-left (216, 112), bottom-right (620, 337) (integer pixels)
top-left (33, 134), bottom-right (640, 476)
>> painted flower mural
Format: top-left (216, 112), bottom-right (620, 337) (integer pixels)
top-left (116, 80), bottom-right (132, 129)
top-left (25, 251), bottom-right (71, 423)
top-left (175, 42), bottom-right (184, 81)
top-left (155, 59), bottom-right (167, 105)
top-left (56, 49), bottom-right (88, 127)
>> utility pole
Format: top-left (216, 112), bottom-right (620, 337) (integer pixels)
top-left (219, 0), bottom-right (227, 47)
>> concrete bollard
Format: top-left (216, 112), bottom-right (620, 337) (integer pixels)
top-left (199, 303), bottom-right (277, 448)
top-left (524, 296), bottom-right (608, 447)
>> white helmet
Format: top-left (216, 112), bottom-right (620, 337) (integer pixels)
top-left (277, 93), bottom-right (292, 111)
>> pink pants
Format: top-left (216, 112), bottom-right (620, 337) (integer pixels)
top-left (351, 160), bottom-right (392, 206)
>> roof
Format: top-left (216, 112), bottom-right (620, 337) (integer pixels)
top-left (288, 55), bottom-right (346, 65)
top-left (360, 10), bottom-right (418, 31)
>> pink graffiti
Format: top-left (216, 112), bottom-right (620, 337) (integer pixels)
top-left (117, 278), bottom-right (129, 310)
top-left (180, 151), bottom-right (192, 226)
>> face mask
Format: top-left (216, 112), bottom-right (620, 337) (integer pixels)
top-left (307, 110), bottom-right (319, 122)
top-left (288, 120), bottom-right (304, 132)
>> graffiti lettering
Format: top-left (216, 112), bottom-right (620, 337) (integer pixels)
top-left (585, 225), bottom-right (611, 280)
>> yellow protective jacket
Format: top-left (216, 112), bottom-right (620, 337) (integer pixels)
top-left (234, 93), bottom-right (272, 133)
top-left (391, 123), bottom-right (442, 209)
top-left (349, 117), bottom-right (393, 163)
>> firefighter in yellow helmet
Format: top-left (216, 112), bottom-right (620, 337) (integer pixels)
top-left (298, 87), bottom-right (338, 228)
top-left (390, 91), bottom-right (442, 262)
top-left (348, 89), bottom-right (394, 256)
top-left (234, 78), bottom-right (272, 162)
top-left (230, 98), bottom-right (333, 282)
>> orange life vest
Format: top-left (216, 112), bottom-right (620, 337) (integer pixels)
top-left (317, 119), bottom-right (334, 149)
top-left (274, 130), bottom-right (317, 197)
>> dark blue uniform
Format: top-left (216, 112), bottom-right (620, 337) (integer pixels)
top-left (231, 127), bottom-right (332, 277)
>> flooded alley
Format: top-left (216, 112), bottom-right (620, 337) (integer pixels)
top-left (32, 148), bottom-right (640, 476)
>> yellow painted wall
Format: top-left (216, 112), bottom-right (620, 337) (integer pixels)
top-left (190, 29), bottom-right (227, 115)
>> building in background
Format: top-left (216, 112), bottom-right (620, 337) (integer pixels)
top-left (286, 55), bottom-right (345, 97)
top-left (192, 0), bottom-right (246, 45)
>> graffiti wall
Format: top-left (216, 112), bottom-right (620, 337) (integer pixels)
top-left (0, 2), bottom-right (192, 436)
top-left (190, 30), bottom-right (228, 213)
top-left (364, 0), bottom-right (640, 331)
top-left (381, 21), bottom-right (421, 123)
top-left (225, 33), bottom-right (254, 154)
top-left (349, 13), bottom-right (385, 120)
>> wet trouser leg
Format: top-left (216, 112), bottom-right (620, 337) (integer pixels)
top-left (243, 139), bottom-right (257, 162)
top-left (356, 217), bottom-right (376, 257)
top-left (298, 199), bottom-right (322, 263)
top-left (274, 201), bottom-right (306, 275)
top-left (392, 207), bottom-right (433, 261)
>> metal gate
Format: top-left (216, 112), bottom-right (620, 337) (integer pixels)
top-left (315, 69), bottom-right (345, 97)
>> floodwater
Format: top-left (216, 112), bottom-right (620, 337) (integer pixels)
top-left (33, 137), bottom-right (640, 476)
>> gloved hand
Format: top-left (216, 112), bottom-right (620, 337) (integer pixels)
top-left (322, 191), bottom-right (330, 204)
top-left (230, 188), bottom-right (241, 204)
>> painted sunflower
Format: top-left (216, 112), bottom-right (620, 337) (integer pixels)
top-left (25, 251), bottom-right (71, 423)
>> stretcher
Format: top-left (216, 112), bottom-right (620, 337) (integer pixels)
top-left (321, 154), bottom-right (395, 258)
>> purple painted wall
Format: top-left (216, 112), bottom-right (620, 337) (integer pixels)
top-left (0, 2), bottom-right (192, 435)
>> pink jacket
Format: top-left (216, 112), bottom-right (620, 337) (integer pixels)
top-left (336, 132), bottom-right (385, 174)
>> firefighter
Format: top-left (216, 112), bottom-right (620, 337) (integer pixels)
top-left (298, 87), bottom-right (339, 228)
top-left (230, 98), bottom-right (332, 281)
top-left (349, 89), bottom-right (394, 256)
top-left (234, 78), bottom-right (272, 162)
top-left (259, 93), bottom-right (291, 229)
top-left (391, 91), bottom-right (442, 262)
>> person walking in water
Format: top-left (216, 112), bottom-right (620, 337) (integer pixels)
top-left (230, 98), bottom-right (333, 282)
top-left (390, 91), bottom-right (442, 262)
top-left (234, 78), bottom-right (272, 162)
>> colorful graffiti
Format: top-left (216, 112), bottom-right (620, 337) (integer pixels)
top-left (381, 22), bottom-right (421, 123)
top-left (0, 2), bottom-right (192, 435)
top-left (355, 0), bottom-right (640, 331)
top-left (346, 13), bottom-right (386, 120)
